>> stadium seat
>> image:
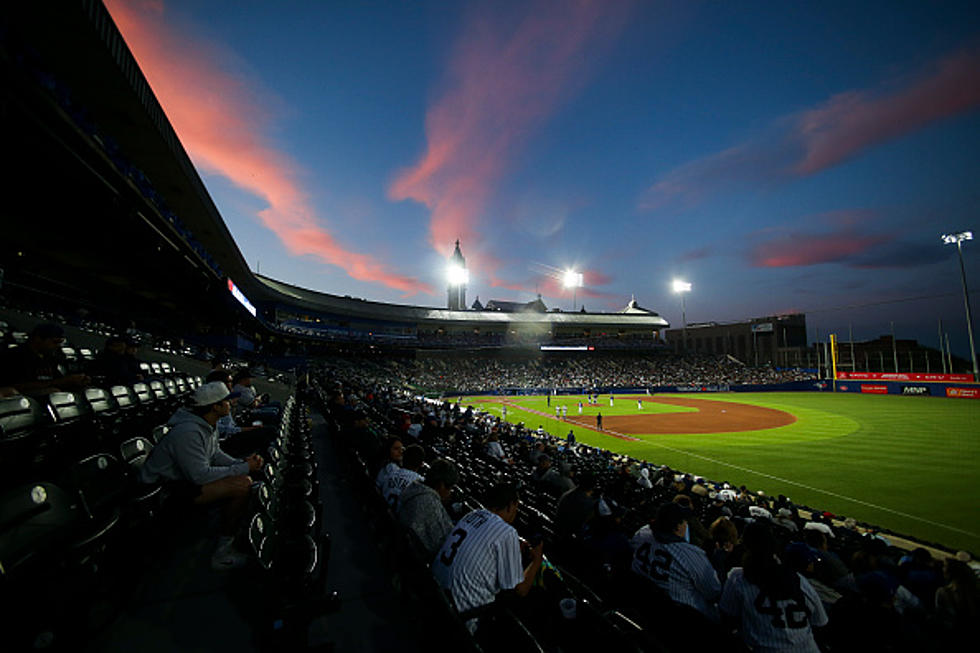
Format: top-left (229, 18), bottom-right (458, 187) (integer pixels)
top-left (150, 424), bottom-right (171, 444)
top-left (0, 481), bottom-right (81, 578)
top-left (0, 395), bottom-right (56, 479)
top-left (45, 391), bottom-right (96, 461)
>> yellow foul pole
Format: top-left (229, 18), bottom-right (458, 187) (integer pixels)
top-left (830, 334), bottom-right (839, 392)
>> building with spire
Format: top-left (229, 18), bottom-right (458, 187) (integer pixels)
top-left (447, 240), bottom-right (467, 311)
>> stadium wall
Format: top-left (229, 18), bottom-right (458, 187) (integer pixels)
top-left (437, 379), bottom-right (978, 398)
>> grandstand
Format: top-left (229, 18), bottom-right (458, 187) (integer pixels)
top-left (1, 4), bottom-right (977, 652)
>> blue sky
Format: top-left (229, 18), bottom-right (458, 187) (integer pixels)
top-left (106, 0), bottom-right (980, 357)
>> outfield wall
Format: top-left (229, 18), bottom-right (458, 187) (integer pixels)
top-left (439, 378), bottom-right (978, 399)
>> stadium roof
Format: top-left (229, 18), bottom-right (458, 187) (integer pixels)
top-left (257, 275), bottom-right (669, 329)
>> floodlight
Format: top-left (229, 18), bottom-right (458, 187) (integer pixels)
top-left (942, 231), bottom-right (973, 245)
top-left (672, 279), bottom-right (691, 293)
top-left (563, 270), bottom-right (583, 288)
top-left (941, 229), bottom-right (978, 380)
top-left (447, 264), bottom-right (469, 286)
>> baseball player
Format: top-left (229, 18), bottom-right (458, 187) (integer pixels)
top-left (637, 398), bottom-right (643, 410)
top-left (596, 412), bottom-right (603, 430)
top-left (502, 405), bottom-right (507, 420)
top-left (561, 405), bottom-right (567, 420)
top-left (433, 483), bottom-right (543, 631)
top-left (578, 401), bottom-right (583, 415)
top-left (609, 395), bottom-right (615, 407)
top-left (630, 502), bottom-right (722, 622)
top-left (555, 404), bottom-right (561, 419)
top-left (719, 521), bottom-right (827, 651)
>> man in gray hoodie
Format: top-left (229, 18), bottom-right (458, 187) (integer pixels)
top-left (140, 381), bottom-right (263, 569)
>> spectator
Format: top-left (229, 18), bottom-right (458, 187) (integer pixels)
top-left (934, 557), bottom-right (979, 632)
top-left (0, 322), bottom-right (89, 395)
top-left (773, 507), bottom-right (798, 533)
top-left (803, 530), bottom-right (850, 589)
top-left (720, 521), bottom-right (827, 652)
top-left (432, 482), bottom-right (543, 633)
top-left (630, 501), bottom-right (722, 622)
top-left (206, 369), bottom-right (272, 458)
top-left (138, 381), bottom-right (263, 570)
top-left (637, 467), bottom-right (653, 489)
top-left (88, 335), bottom-right (139, 386)
top-left (705, 516), bottom-right (739, 581)
top-left (375, 436), bottom-right (405, 490)
top-left (397, 458), bottom-right (459, 559)
top-left (555, 471), bottom-right (598, 538)
top-left (232, 368), bottom-right (278, 423)
top-left (380, 443), bottom-right (424, 510)
top-left (485, 431), bottom-right (507, 460)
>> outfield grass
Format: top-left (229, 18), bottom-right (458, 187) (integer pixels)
top-left (462, 392), bottom-right (980, 554)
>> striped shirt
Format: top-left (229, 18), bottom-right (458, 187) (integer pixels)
top-left (720, 567), bottom-right (827, 653)
top-left (630, 525), bottom-right (722, 621)
top-left (432, 509), bottom-right (523, 614)
top-left (380, 467), bottom-right (423, 510)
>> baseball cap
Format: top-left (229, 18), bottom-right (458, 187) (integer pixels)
top-left (191, 381), bottom-right (241, 407)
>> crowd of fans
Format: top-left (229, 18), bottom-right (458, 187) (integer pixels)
top-left (378, 353), bottom-right (815, 393)
top-left (317, 358), bottom-right (976, 652)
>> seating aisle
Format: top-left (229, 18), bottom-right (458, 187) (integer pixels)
top-left (308, 412), bottom-right (423, 652)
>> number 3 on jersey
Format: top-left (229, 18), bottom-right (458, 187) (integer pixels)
top-left (440, 527), bottom-right (468, 566)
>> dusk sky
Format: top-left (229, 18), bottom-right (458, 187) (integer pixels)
top-left (105, 1), bottom-right (980, 357)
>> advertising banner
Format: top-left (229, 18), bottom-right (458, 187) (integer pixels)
top-left (946, 387), bottom-right (980, 399)
top-left (837, 371), bottom-right (973, 382)
top-left (860, 384), bottom-right (889, 394)
top-left (901, 386), bottom-right (929, 396)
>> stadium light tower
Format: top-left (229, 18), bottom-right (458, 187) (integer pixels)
top-left (672, 279), bottom-right (692, 350)
top-left (563, 269), bottom-right (583, 311)
top-left (447, 240), bottom-right (468, 310)
top-left (942, 230), bottom-right (978, 381)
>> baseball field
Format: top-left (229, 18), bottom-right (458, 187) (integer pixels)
top-left (459, 391), bottom-right (980, 554)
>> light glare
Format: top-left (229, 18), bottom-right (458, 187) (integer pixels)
top-left (672, 279), bottom-right (692, 293)
top-left (447, 264), bottom-right (469, 285)
top-left (563, 270), bottom-right (583, 288)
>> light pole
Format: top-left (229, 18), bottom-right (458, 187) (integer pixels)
top-left (672, 279), bottom-right (691, 351)
top-left (563, 269), bottom-right (583, 311)
top-left (942, 231), bottom-right (978, 381)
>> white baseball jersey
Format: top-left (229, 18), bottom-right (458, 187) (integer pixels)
top-left (380, 466), bottom-right (424, 510)
top-left (637, 399), bottom-right (642, 409)
top-left (375, 462), bottom-right (399, 491)
top-left (561, 405), bottom-right (567, 418)
top-left (719, 567), bottom-right (827, 653)
top-left (555, 406), bottom-right (561, 417)
top-left (433, 509), bottom-right (524, 614)
top-left (610, 396), bottom-right (614, 406)
top-left (630, 525), bottom-right (721, 621)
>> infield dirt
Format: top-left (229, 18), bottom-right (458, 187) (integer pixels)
top-left (565, 396), bottom-right (797, 434)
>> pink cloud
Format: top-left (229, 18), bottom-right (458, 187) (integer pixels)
top-left (642, 47), bottom-right (980, 210)
top-left (795, 49), bottom-right (980, 175)
top-left (749, 233), bottom-right (892, 268)
top-left (389, 0), bottom-right (631, 278)
top-left (105, 0), bottom-right (431, 295)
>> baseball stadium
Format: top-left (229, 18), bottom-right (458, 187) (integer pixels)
top-left (1, 3), bottom-right (978, 653)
